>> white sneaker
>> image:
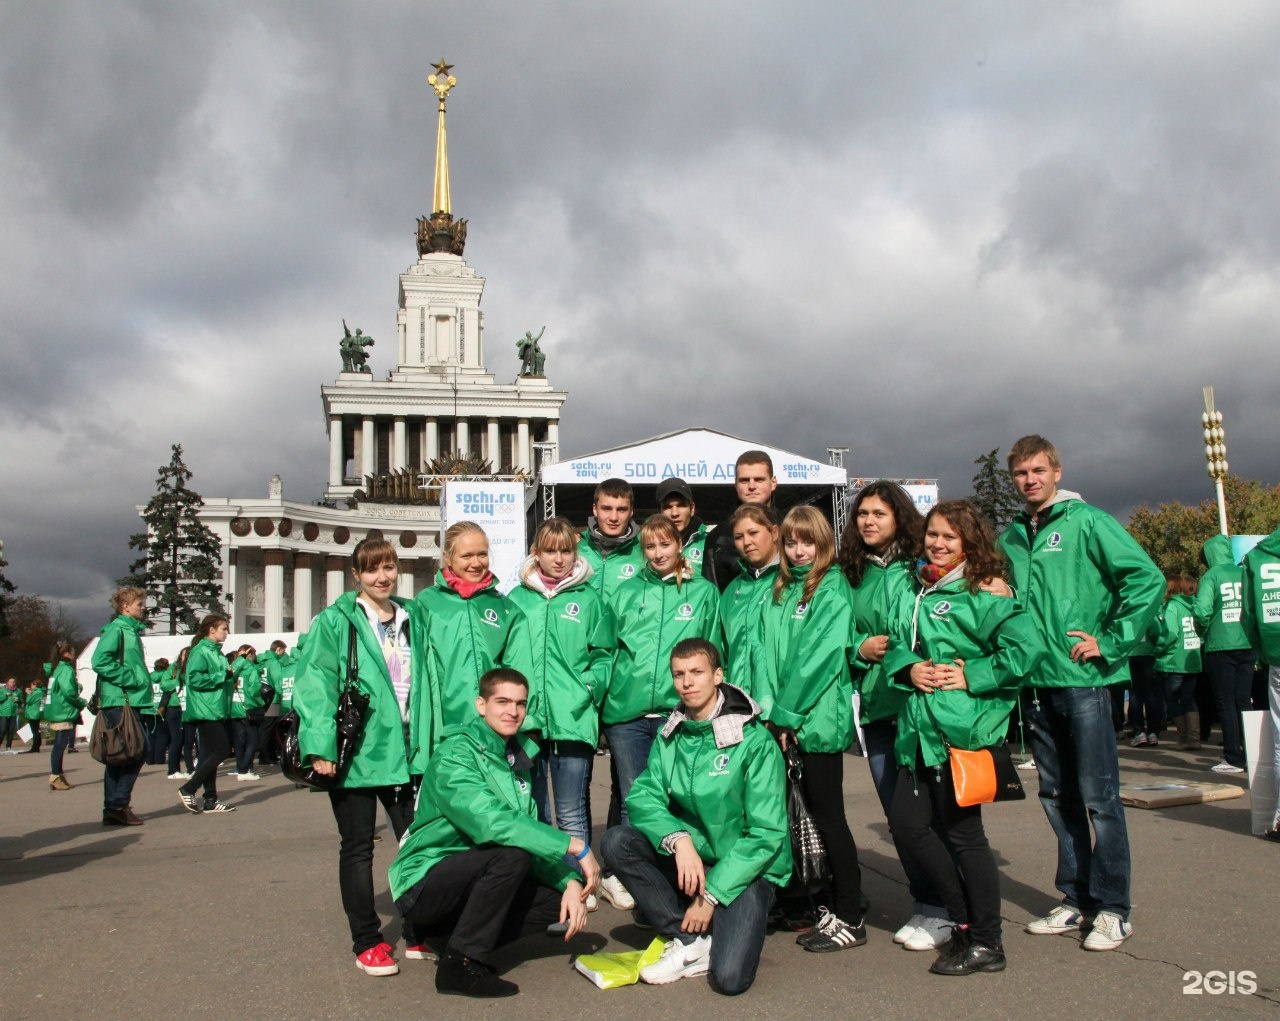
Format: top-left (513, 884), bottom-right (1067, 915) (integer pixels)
top-left (640, 936), bottom-right (711, 985)
top-left (585, 893), bottom-right (599, 912)
top-left (1129, 733), bottom-right (1147, 747)
top-left (1082, 910), bottom-right (1133, 951)
top-left (893, 913), bottom-right (927, 944)
top-left (903, 915), bottom-right (952, 950)
top-left (1016, 758), bottom-right (1038, 771)
top-left (236, 771), bottom-right (261, 781)
top-left (598, 874), bottom-right (636, 910)
top-left (1026, 905), bottom-right (1089, 935)
top-left (1211, 761), bottom-right (1245, 774)
top-left (166, 772), bottom-right (186, 780)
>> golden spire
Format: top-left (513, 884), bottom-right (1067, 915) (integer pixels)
top-left (427, 59), bottom-right (457, 215)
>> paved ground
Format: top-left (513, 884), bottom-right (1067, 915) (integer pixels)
top-left (1, 737), bottom-right (1276, 1021)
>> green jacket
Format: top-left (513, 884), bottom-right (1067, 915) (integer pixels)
top-left (626, 683), bottom-right (792, 905)
top-left (1193, 534), bottom-right (1251, 653)
top-left (681, 522), bottom-right (710, 574)
top-left (848, 556), bottom-right (916, 725)
top-left (764, 565), bottom-right (855, 754)
top-left (882, 567), bottom-right (1043, 769)
top-left (90, 615), bottom-right (153, 708)
top-left (261, 650), bottom-right (291, 709)
top-left (388, 717), bottom-right (574, 903)
top-left (24, 689), bottom-right (44, 722)
top-left (576, 524), bottom-right (646, 610)
top-left (997, 492), bottom-right (1163, 687)
top-left (718, 560), bottom-right (781, 713)
top-left (280, 638), bottom-right (304, 710)
top-left (1241, 526), bottom-right (1280, 665)
top-left (141, 669), bottom-right (165, 716)
top-left (506, 557), bottom-right (616, 745)
top-left (161, 662), bottom-right (188, 713)
top-left (183, 639), bottom-right (232, 722)
top-left (413, 573), bottom-right (529, 756)
top-left (42, 662), bottom-right (87, 723)
top-left (0, 687), bottom-right (17, 718)
top-left (295, 593), bottom-right (432, 785)
top-left (603, 568), bottom-right (722, 726)
top-left (1153, 594), bottom-right (1202, 674)
top-left (228, 656), bottom-right (254, 719)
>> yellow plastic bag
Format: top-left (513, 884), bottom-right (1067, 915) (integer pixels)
top-left (573, 938), bottom-right (667, 989)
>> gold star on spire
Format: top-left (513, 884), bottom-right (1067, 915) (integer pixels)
top-left (432, 58), bottom-right (454, 77)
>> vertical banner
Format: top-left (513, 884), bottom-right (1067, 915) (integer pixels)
top-left (441, 481), bottom-right (528, 593)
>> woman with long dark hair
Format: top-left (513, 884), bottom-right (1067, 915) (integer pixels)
top-left (176, 614), bottom-right (236, 814)
top-left (44, 641), bottom-right (85, 790)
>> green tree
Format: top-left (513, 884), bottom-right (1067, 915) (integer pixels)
top-left (968, 448), bottom-right (1023, 533)
top-left (119, 444), bottom-right (225, 634)
top-left (1127, 476), bottom-right (1280, 577)
top-left (0, 539), bottom-right (15, 638)
top-left (0, 595), bottom-right (86, 682)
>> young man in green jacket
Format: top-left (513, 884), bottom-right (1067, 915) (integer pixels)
top-left (997, 436), bottom-right (1163, 952)
top-left (576, 477), bottom-right (645, 608)
top-left (389, 668), bottom-right (599, 998)
top-left (1194, 534), bottom-right (1256, 772)
top-left (1240, 525), bottom-right (1280, 841)
top-left (602, 638), bottom-right (791, 994)
top-left (658, 477), bottom-right (710, 572)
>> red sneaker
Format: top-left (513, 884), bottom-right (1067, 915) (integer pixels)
top-left (404, 943), bottom-right (438, 961)
top-left (355, 942), bottom-right (399, 976)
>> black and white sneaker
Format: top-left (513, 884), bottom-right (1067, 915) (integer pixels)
top-left (177, 790), bottom-right (201, 814)
top-left (802, 910), bottom-right (867, 953)
top-left (203, 801), bottom-right (236, 813)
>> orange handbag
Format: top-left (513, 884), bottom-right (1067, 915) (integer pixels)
top-left (948, 744), bottom-right (1025, 807)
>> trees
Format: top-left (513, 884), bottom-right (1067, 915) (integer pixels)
top-left (1127, 476), bottom-right (1280, 576)
top-left (0, 539), bottom-right (15, 639)
top-left (119, 444), bottom-right (225, 634)
top-left (0, 595), bottom-right (86, 682)
top-left (968, 448), bottom-right (1023, 533)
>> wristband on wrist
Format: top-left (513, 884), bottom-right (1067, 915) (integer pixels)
top-left (574, 843), bottom-right (591, 862)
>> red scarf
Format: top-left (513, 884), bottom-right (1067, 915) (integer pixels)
top-left (917, 556), bottom-right (965, 587)
top-left (443, 567), bottom-right (494, 599)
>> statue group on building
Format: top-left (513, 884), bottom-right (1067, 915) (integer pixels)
top-left (516, 326), bottom-right (547, 377)
top-left (340, 320), bottom-right (375, 373)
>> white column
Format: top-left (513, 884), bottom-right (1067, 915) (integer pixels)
top-left (264, 551), bottom-right (285, 633)
top-left (361, 417), bottom-right (375, 479)
top-left (328, 416), bottom-right (344, 485)
top-left (227, 550), bottom-right (241, 631)
top-left (487, 419), bottom-right (500, 464)
top-left (509, 427), bottom-right (519, 468)
top-left (456, 418), bottom-right (470, 457)
top-left (547, 419), bottom-right (560, 452)
top-left (426, 417), bottom-right (439, 461)
top-left (293, 553), bottom-right (314, 629)
top-left (326, 555), bottom-right (346, 605)
top-left (393, 416), bottom-right (407, 469)
top-left (517, 419), bottom-right (531, 471)
top-left (420, 420), bottom-right (429, 467)
top-left (396, 559), bottom-right (415, 598)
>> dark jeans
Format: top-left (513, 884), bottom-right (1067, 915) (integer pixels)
top-left (143, 713), bottom-right (166, 765)
top-left (603, 717), bottom-right (665, 828)
top-left (799, 749), bottom-right (863, 923)
top-left (27, 723), bottom-right (43, 752)
top-left (0, 716), bottom-right (16, 748)
top-left (863, 719), bottom-right (947, 916)
top-left (181, 720), bottom-right (231, 802)
top-left (258, 712), bottom-right (281, 765)
top-left (397, 846), bottom-right (563, 965)
top-left (163, 709), bottom-right (191, 773)
top-left (1026, 687), bottom-right (1131, 918)
top-left (232, 717), bottom-right (259, 773)
top-left (1162, 673), bottom-right (1197, 716)
top-left (1128, 655), bottom-right (1163, 735)
top-left (1206, 649), bottom-right (1255, 767)
top-left (101, 707), bottom-right (146, 811)
top-left (50, 728), bottom-right (75, 775)
top-left (328, 782), bottom-right (418, 955)
top-left (601, 825), bottom-right (774, 995)
top-left (889, 761), bottom-right (1003, 948)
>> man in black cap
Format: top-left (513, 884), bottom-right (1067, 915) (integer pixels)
top-left (702, 451), bottom-right (779, 592)
top-left (657, 477), bottom-right (710, 574)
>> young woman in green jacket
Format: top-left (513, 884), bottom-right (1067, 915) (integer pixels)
top-left (883, 501), bottom-right (1044, 977)
top-left (177, 615), bottom-right (236, 814)
top-left (1153, 575), bottom-right (1203, 751)
top-left (766, 506), bottom-right (865, 953)
top-left (718, 504), bottom-right (782, 713)
top-left (44, 641), bottom-right (85, 790)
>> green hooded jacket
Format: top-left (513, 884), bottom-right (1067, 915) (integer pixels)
top-left (280, 637), bottom-right (304, 710)
top-left (718, 560), bottom-right (781, 713)
top-left (1193, 534), bottom-right (1251, 653)
top-left (412, 573), bottom-right (529, 756)
top-left (576, 524), bottom-right (646, 609)
top-left (682, 522), bottom-right (710, 574)
top-left (141, 669), bottom-right (165, 716)
top-left (0, 686), bottom-right (17, 718)
top-left (848, 556), bottom-right (917, 725)
top-left (183, 639), bottom-right (232, 722)
top-left (882, 566), bottom-right (1044, 769)
top-left (90, 614), bottom-right (152, 708)
top-left (24, 687), bottom-right (43, 722)
top-left (764, 565), bottom-right (856, 754)
top-left (227, 656), bottom-right (256, 719)
top-left (506, 556), bottom-right (616, 745)
top-left (161, 661), bottom-right (188, 713)
top-left (1241, 526), bottom-right (1280, 666)
top-left (625, 683), bottom-right (792, 905)
top-left (603, 567), bottom-right (722, 726)
top-left (295, 592), bottom-right (433, 785)
top-left (997, 492), bottom-right (1163, 687)
top-left (1153, 594), bottom-right (1202, 674)
top-left (43, 661), bottom-right (87, 723)
top-left (388, 716), bottom-right (574, 903)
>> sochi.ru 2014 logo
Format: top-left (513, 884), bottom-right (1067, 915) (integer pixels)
top-left (677, 603), bottom-right (694, 619)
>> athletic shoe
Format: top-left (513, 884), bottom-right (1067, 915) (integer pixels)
top-left (167, 772), bottom-right (191, 780)
top-left (893, 913), bottom-right (927, 944)
top-left (1145, 733), bottom-right (1159, 746)
top-left (929, 928), bottom-right (1007, 976)
top-left (903, 916), bottom-right (953, 951)
top-left (797, 906), bottom-right (839, 947)
top-left (236, 771), bottom-right (261, 781)
top-left (1211, 761), bottom-right (1245, 774)
top-left (802, 911), bottom-right (867, 953)
top-left (355, 942), bottom-right (400, 977)
top-left (404, 943), bottom-right (438, 961)
top-left (1025, 906), bottom-right (1088, 935)
top-left (639, 936), bottom-right (712, 984)
top-left (1129, 733), bottom-right (1147, 747)
top-left (1262, 826), bottom-right (1280, 843)
top-left (1015, 758), bottom-right (1038, 771)
top-left (585, 893), bottom-right (599, 912)
top-left (598, 874), bottom-right (635, 910)
top-left (435, 953), bottom-right (515, 997)
top-left (177, 790), bottom-right (201, 814)
top-left (202, 801), bottom-right (236, 813)
top-left (1083, 910), bottom-right (1133, 951)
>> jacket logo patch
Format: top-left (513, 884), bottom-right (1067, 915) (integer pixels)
top-left (688, 548), bottom-right (703, 561)
top-left (620, 564), bottom-right (637, 578)
top-left (482, 608), bottom-right (501, 628)
top-left (708, 752), bottom-right (730, 777)
top-left (793, 601), bottom-right (809, 619)
top-left (559, 602), bottom-right (583, 624)
top-left (932, 600), bottom-right (952, 618)
top-left (1044, 531), bottom-right (1063, 552)
top-left (677, 602), bottom-right (694, 620)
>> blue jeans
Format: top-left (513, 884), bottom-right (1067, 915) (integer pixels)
top-left (1128, 655), bottom-right (1163, 734)
top-left (1206, 649), bottom-right (1255, 767)
top-left (1026, 686), bottom-right (1131, 919)
top-left (1162, 673), bottom-right (1197, 716)
top-left (601, 825), bottom-right (775, 996)
top-left (603, 716), bottom-right (664, 828)
top-left (532, 740), bottom-right (594, 843)
top-left (863, 719), bottom-right (948, 917)
top-left (101, 707), bottom-right (145, 811)
top-left (50, 728), bottom-right (75, 775)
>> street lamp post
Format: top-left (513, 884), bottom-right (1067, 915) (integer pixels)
top-left (1202, 386), bottom-right (1229, 536)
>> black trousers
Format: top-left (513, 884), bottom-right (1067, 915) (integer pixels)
top-left (396, 846), bottom-right (562, 965)
top-left (800, 750), bottom-right (864, 923)
top-left (257, 712), bottom-right (281, 764)
top-left (889, 760), bottom-right (1003, 948)
top-left (180, 720), bottom-right (231, 802)
top-left (328, 783), bottom-right (418, 955)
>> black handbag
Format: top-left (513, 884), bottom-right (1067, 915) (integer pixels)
top-left (280, 623), bottom-right (368, 790)
top-left (783, 744), bottom-right (831, 890)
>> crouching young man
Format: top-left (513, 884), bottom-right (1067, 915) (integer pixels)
top-left (601, 638), bottom-right (791, 995)
top-left (388, 669), bottom-right (601, 998)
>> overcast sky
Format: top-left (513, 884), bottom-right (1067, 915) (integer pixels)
top-left (3, 0), bottom-right (1278, 626)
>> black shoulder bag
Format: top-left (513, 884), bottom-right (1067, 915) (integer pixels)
top-left (280, 622), bottom-right (369, 790)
